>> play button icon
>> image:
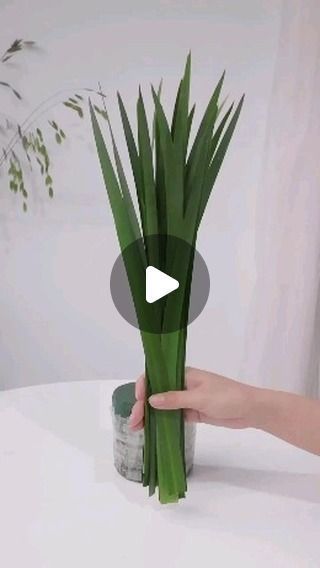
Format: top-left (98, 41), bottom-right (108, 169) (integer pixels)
top-left (146, 266), bottom-right (179, 304)
top-left (110, 234), bottom-right (210, 334)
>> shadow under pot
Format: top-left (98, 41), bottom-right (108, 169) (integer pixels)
top-left (112, 382), bottom-right (196, 482)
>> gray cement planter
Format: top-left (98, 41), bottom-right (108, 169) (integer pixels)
top-left (112, 382), bottom-right (196, 483)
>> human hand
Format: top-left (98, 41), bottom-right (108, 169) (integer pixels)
top-left (129, 367), bottom-right (259, 431)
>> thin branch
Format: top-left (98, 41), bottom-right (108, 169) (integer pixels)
top-left (0, 86), bottom-right (105, 170)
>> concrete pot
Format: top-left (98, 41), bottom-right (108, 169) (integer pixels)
top-left (112, 382), bottom-right (196, 482)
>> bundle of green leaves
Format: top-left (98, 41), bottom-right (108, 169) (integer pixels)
top-left (91, 54), bottom-right (244, 503)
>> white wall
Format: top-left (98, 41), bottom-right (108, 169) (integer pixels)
top-left (0, 0), bottom-right (281, 389)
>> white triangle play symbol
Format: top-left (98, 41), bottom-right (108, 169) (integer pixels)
top-left (146, 266), bottom-right (179, 304)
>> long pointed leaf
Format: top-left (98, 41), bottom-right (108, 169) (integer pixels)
top-left (199, 94), bottom-right (245, 222)
top-left (90, 101), bottom-right (134, 250)
top-left (118, 93), bottom-right (146, 235)
top-left (209, 101), bottom-right (234, 161)
top-left (105, 111), bottom-right (143, 244)
top-left (137, 88), bottom-right (159, 265)
top-left (172, 52), bottom-right (191, 161)
top-left (187, 103), bottom-right (196, 148)
top-left (152, 80), bottom-right (163, 150)
top-left (187, 70), bottom-right (225, 169)
top-left (184, 71), bottom-right (225, 212)
top-left (151, 86), bottom-right (184, 237)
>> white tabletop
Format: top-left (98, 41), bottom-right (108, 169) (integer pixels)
top-left (0, 380), bottom-right (320, 568)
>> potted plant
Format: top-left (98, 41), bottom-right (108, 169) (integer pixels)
top-left (91, 54), bottom-right (244, 503)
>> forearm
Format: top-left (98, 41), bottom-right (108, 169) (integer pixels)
top-left (252, 388), bottom-right (320, 456)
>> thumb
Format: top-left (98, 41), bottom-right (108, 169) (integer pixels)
top-left (149, 389), bottom-right (199, 410)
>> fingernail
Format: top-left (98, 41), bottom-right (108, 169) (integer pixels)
top-left (149, 394), bottom-right (165, 407)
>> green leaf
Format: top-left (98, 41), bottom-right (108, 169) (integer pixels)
top-left (171, 80), bottom-right (182, 138)
top-left (187, 104), bottom-right (195, 145)
top-left (187, 70), bottom-right (225, 168)
top-left (94, 105), bottom-right (108, 120)
top-left (209, 102), bottom-right (235, 161)
top-left (49, 121), bottom-right (59, 131)
top-left (152, 80), bottom-right (163, 150)
top-left (151, 86), bottom-right (184, 238)
top-left (63, 101), bottom-right (84, 118)
top-left (103, 105), bottom-right (142, 244)
top-left (184, 71), bottom-right (225, 217)
top-left (55, 133), bottom-right (62, 144)
top-left (22, 135), bottom-right (29, 149)
top-left (90, 100), bottom-right (138, 252)
top-left (90, 102), bottom-right (165, 347)
top-left (137, 88), bottom-right (158, 262)
top-left (0, 81), bottom-right (22, 100)
top-left (118, 93), bottom-right (146, 235)
top-left (199, 95), bottom-right (245, 221)
top-left (36, 157), bottom-right (44, 175)
top-left (154, 100), bottom-right (167, 246)
top-left (48, 187), bottom-right (54, 198)
top-left (171, 52), bottom-right (191, 162)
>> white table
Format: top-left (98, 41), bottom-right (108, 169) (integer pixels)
top-left (0, 380), bottom-right (320, 568)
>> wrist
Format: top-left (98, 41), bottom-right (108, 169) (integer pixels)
top-left (246, 386), bottom-right (280, 430)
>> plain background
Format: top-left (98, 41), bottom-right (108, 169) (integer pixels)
top-left (0, 0), bottom-right (282, 389)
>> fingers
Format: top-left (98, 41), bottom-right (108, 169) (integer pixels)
top-left (130, 405), bottom-right (199, 430)
top-left (130, 418), bottom-right (144, 431)
top-left (130, 387), bottom-right (201, 430)
top-left (135, 374), bottom-right (146, 401)
top-left (135, 369), bottom-right (199, 402)
top-left (129, 374), bottom-right (146, 431)
top-left (129, 400), bottom-right (144, 430)
top-left (149, 389), bottom-right (201, 411)
top-left (131, 371), bottom-right (202, 428)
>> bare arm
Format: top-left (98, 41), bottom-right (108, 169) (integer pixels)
top-left (254, 388), bottom-right (320, 455)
